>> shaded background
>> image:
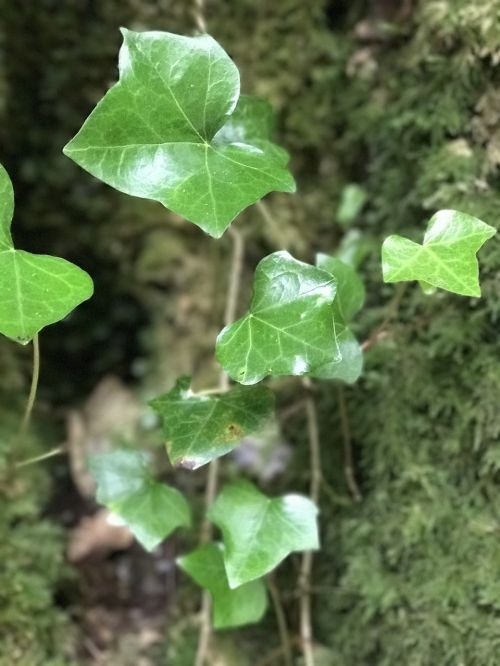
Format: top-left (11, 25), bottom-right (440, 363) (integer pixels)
top-left (1, 1), bottom-right (500, 664)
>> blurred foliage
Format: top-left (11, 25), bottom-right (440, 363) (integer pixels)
top-left (1, 0), bottom-right (500, 663)
top-left (0, 415), bottom-right (76, 665)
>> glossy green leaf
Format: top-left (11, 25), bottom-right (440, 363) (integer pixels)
top-left (209, 480), bottom-right (319, 588)
top-left (216, 251), bottom-right (341, 385)
top-left (149, 376), bottom-right (275, 469)
top-left (64, 30), bottom-right (295, 238)
top-left (0, 164), bottom-right (93, 344)
top-left (178, 543), bottom-right (267, 629)
top-left (311, 254), bottom-right (364, 383)
top-left (89, 449), bottom-right (190, 551)
top-left (382, 210), bottom-right (496, 296)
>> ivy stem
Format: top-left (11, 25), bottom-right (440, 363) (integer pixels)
top-left (337, 386), bottom-right (362, 502)
top-left (13, 333), bottom-right (41, 462)
top-left (15, 446), bottom-right (64, 469)
top-left (195, 226), bottom-right (245, 666)
top-left (361, 283), bottom-right (407, 351)
top-left (192, 0), bottom-right (207, 33)
top-left (299, 377), bottom-right (321, 666)
top-left (267, 573), bottom-right (293, 666)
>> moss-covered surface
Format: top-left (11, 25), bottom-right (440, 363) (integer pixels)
top-left (1, 0), bottom-right (500, 663)
top-left (0, 414), bottom-right (76, 665)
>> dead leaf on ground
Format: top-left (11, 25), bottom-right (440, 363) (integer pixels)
top-left (67, 508), bottom-right (133, 563)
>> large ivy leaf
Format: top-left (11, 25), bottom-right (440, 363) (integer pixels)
top-left (311, 254), bottom-right (364, 384)
top-left (63, 30), bottom-right (295, 238)
top-left (382, 210), bottom-right (496, 296)
top-left (216, 251), bottom-right (341, 385)
top-left (209, 480), bottom-right (319, 588)
top-left (0, 164), bottom-right (93, 344)
top-left (89, 449), bottom-right (190, 551)
top-left (149, 376), bottom-right (274, 470)
top-left (178, 543), bottom-right (267, 629)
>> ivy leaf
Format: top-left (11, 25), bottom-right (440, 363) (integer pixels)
top-left (89, 449), bottom-right (190, 551)
top-left (311, 254), bottom-right (364, 384)
top-left (63, 30), bottom-right (295, 238)
top-left (382, 210), bottom-right (496, 296)
top-left (337, 184), bottom-right (367, 227)
top-left (149, 377), bottom-right (275, 469)
top-left (178, 543), bottom-right (267, 629)
top-left (216, 251), bottom-right (341, 385)
top-left (209, 480), bottom-right (319, 588)
top-left (0, 164), bottom-right (93, 344)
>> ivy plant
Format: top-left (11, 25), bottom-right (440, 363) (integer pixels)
top-left (5, 25), bottom-right (496, 663)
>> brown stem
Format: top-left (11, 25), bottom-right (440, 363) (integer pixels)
top-left (361, 283), bottom-right (407, 351)
top-left (195, 227), bottom-right (245, 666)
top-left (192, 0), bottom-right (207, 33)
top-left (267, 574), bottom-right (293, 666)
top-left (298, 378), bottom-right (321, 666)
top-left (337, 386), bottom-right (362, 502)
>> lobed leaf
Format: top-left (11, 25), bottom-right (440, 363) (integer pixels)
top-left (0, 164), bottom-right (93, 344)
top-left (216, 251), bottom-right (341, 385)
top-left (209, 479), bottom-right (319, 588)
top-left (382, 209), bottom-right (496, 297)
top-left (64, 30), bottom-right (295, 238)
top-left (150, 376), bottom-right (275, 469)
top-left (89, 449), bottom-right (190, 551)
top-left (178, 543), bottom-right (267, 629)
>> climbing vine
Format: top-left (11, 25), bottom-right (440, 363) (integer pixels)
top-left (2, 23), bottom-right (496, 666)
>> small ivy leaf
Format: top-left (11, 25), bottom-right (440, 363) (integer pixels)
top-left (0, 164), bottom-right (93, 344)
top-left (89, 449), bottom-right (190, 551)
top-left (64, 30), bottom-right (295, 238)
top-left (337, 184), bottom-right (367, 227)
top-left (382, 210), bottom-right (496, 297)
top-left (216, 251), bottom-right (341, 385)
top-left (178, 543), bottom-right (267, 629)
top-left (311, 255), bottom-right (364, 384)
top-left (149, 376), bottom-right (275, 470)
top-left (208, 479), bottom-right (319, 588)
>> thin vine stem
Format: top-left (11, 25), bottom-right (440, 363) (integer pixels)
top-left (192, 0), bottom-right (207, 33)
top-left (15, 446), bottom-right (64, 469)
top-left (299, 377), bottom-right (321, 666)
top-left (267, 574), bottom-right (294, 666)
top-left (337, 386), bottom-right (362, 502)
top-left (11, 333), bottom-right (41, 465)
top-left (195, 226), bottom-right (245, 666)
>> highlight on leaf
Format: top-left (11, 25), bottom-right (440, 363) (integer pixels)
top-left (382, 209), bottom-right (496, 297)
top-left (64, 29), bottom-right (295, 238)
top-left (149, 376), bottom-right (275, 470)
top-left (178, 543), bottom-right (267, 629)
top-left (216, 251), bottom-right (342, 385)
top-left (209, 479), bottom-right (319, 588)
top-left (89, 449), bottom-right (191, 551)
top-left (0, 163), bottom-right (93, 344)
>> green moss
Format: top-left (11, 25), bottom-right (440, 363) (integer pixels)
top-left (0, 416), bottom-right (75, 665)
